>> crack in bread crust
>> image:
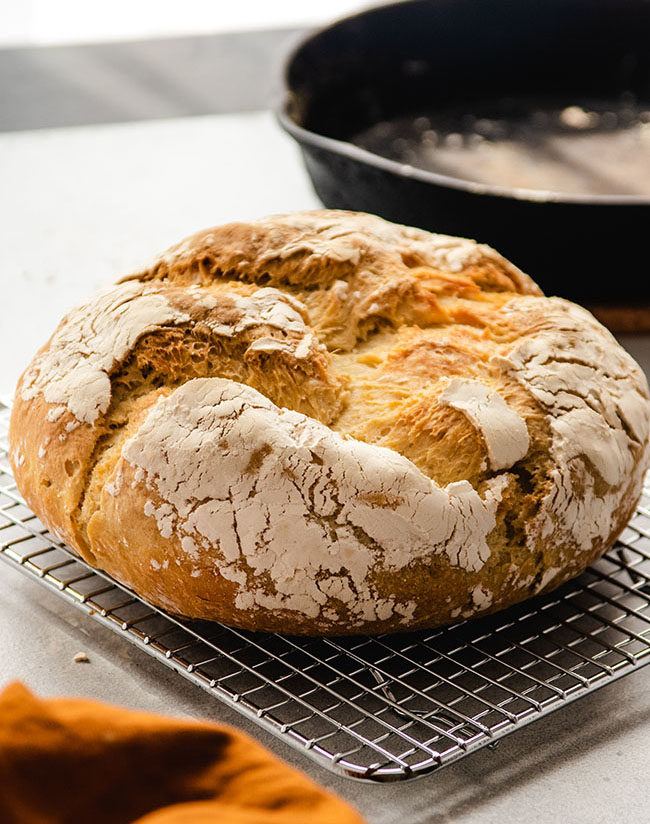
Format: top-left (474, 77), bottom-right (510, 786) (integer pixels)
top-left (110, 379), bottom-right (510, 624)
top-left (73, 285), bottom-right (348, 551)
top-left (8, 209), bottom-right (650, 635)
top-left (128, 211), bottom-right (541, 352)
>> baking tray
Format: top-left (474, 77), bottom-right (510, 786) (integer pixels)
top-left (1, 399), bottom-right (650, 782)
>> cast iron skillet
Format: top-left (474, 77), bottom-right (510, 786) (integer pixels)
top-left (277, 0), bottom-right (650, 305)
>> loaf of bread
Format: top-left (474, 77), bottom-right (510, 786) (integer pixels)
top-left (9, 211), bottom-right (650, 635)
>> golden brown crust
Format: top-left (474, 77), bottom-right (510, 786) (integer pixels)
top-left (126, 211), bottom-right (542, 352)
top-left (9, 210), bottom-right (650, 635)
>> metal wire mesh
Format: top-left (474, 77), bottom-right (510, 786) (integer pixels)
top-left (1, 400), bottom-right (650, 781)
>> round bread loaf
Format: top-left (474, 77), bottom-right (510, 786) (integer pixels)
top-left (9, 211), bottom-right (650, 635)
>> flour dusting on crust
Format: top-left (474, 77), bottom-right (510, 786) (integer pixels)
top-left (495, 296), bottom-right (650, 551)
top-left (254, 212), bottom-right (527, 277)
top-left (21, 282), bottom-right (190, 424)
top-left (154, 210), bottom-right (537, 294)
top-left (20, 281), bottom-right (324, 426)
top-left (439, 378), bottom-right (530, 470)
top-left (198, 286), bottom-right (322, 359)
top-left (121, 378), bottom-right (509, 624)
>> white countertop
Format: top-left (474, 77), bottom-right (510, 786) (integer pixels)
top-left (1, 112), bottom-right (649, 824)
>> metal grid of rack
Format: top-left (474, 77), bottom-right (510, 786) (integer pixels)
top-left (1, 400), bottom-right (650, 781)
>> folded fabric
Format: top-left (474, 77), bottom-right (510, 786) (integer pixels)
top-left (0, 682), bottom-right (366, 824)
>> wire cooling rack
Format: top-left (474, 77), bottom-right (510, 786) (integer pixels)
top-left (1, 401), bottom-right (650, 781)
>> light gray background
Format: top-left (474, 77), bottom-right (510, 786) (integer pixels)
top-left (1, 113), bottom-right (649, 824)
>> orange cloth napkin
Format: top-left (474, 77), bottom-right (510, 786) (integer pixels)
top-left (0, 682), bottom-right (366, 824)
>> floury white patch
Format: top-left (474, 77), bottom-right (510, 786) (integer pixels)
top-left (121, 378), bottom-right (509, 624)
top-left (495, 296), bottom-right (650, 553)
top-left (19, 280), bottom-right (321, 427)
top-left (439, 377), bottom-right (530, 470)
top-left (196, 286), bottom-right (322, 361)
top-left (21, 282), bottom-right (190, 424)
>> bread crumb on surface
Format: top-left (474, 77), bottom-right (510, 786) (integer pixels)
top-left (73, 651), bottom-right (90, 663)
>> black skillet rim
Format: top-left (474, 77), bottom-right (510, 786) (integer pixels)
top-left (276, 0), bottom-right (650, 209)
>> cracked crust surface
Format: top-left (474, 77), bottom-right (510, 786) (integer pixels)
top-left (9, 210), bottom-right (650, 635)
